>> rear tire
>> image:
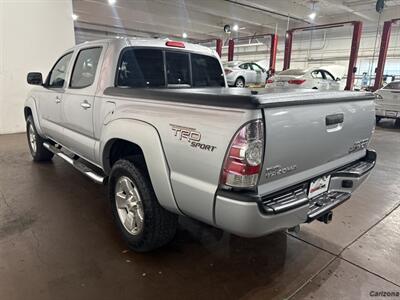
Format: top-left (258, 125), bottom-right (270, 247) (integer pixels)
top-left (26, 116), bottom-right (54, 162)
top-left (109, 159), bottom-right (178, 252)
top-left (235, 77), bottom-right (245, 88)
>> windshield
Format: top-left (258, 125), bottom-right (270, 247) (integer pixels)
top-left (117, 48), bottom-right (225, 88)
top-left (278, 69), bottom-right (306, 76)
top-left (383, 81), bottom-right (400, 90)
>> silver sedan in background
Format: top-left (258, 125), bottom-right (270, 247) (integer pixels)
top-left (375, 80), bottom-right (400, 125)
top-left (223, 61), bottom-right (268, 87)
top-left (265, 67), bottom-right (342, 91)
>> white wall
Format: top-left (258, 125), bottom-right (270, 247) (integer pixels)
top-left (0, 0), bottom-right (75, 134)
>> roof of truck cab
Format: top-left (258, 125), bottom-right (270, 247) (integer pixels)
top-left (69, 38), bottom-right (216, 56)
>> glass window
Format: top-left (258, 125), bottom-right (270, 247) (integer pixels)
top-left (384, 81), bottom-right (400, 90)
top-left (70, 47), bottom-right (102, 88)
top-left (191, 53), bottom-right (225, 87)
top-left (239, 63), bottom-right (249, 70)
top-left (324, 71), bottom-right (335, 81)
top-left (165, 52), bottom-right (190, 87)
top-left (311, 70), bottom-right (324, 79)
top-left (117, 49), bottom-right (165, 88)
top-left (251, 63), bottom-right (264, 72)
top-left (47, 52), bottom-right (73, 88)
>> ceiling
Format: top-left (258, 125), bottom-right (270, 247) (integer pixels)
top-left (72, 0), bottom-right (400, 42)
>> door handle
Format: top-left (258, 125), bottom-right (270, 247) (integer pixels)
top-left (80, 100), bottom-right (91, 110)
top-left (55, 96), bottom-right (61, 103)
top-left (326, 113), bottom-right (344, 126)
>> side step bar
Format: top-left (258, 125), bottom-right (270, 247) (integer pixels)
top-left (43, 142), bottom-right (105, 184)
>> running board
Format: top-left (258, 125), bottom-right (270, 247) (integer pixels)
top-left (43, 142), bottom-right (105, 184)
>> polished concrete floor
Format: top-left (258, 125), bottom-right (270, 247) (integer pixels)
top-left (0, 120), bottom-right (399, 300)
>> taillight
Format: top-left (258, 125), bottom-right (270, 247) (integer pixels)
top-left (224, 68), bottom-right (232, 75)
top-left (288, 79), bottom-right (306, 85)
top-left (166, 41), bottom-right (185, 48)
top-left (266, 79), bottom-right (274, 84)
top-left (221, 120), bottom-right (264, 189)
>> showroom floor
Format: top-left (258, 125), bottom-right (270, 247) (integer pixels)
top-left (0, 120), bottom-right (399, 300)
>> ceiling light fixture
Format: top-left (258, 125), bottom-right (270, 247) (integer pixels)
top-left (309, 11), bottom-right (316, 20)
top-left (232, 24), bottom-right (239, 31)
top-left (72, 14), bottom-right (78, 21)
top-left (182, 32), bottom-right (188, 38)
top-left (108, 0), bottom-right (117, 5)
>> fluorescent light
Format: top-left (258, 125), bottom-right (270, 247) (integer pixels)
top-left (232, 24), bottom-right (239, 31)
top-left (108, 0), bottom-right (117, 5)
top-left (309, 12), bottom-right (316, 20)
top-left (72, 14), bottom-right (78, 21)
top-left (182, 32), bottom-right (188, 38)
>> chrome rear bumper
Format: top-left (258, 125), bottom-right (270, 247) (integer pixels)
top-left (214, 150), bottom-right (376, 237)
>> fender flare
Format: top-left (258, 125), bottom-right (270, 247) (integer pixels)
top-left (24, 96), bottom-right (44, 136)
top-left (100, 118), bottom-right (181, 214)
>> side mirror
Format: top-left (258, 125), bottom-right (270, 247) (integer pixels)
top-left (27, 72), bottom-right (43, 85)
top-left (336, 77), bottom-right (341, 82)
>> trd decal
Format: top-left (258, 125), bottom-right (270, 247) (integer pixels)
top-left (170, 124), bottom-right (217, 152)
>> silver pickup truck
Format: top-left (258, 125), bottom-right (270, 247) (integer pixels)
top-left (24, 38), bottom-right (376, 252)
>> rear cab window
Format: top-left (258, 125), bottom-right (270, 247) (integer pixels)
top-left (116, 47), bottom-right (225, 88)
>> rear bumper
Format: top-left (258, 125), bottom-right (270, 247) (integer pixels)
top-left (375, 108), bottom-right (400, 119)
top-left (214, 150), bottom-right (376, 237)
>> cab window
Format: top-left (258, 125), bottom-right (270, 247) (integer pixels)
top-left (165, 52), bottom-right (190, 87)
top-left (47, 52), bottom-right (73, 88)
top-left (117, 49), bottom-right (165, 88)
top-left (70, 47), bottom-right (102, 88)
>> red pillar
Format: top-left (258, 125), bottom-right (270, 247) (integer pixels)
top-left (345, 21), bottom-right (362, 91)
top-left (283, 31), bottom-right (293, 70)
top-left (216, 39), bottom-right (223, 57)
top-left (373, 21), bottom-right (392, 91)
top-left (269, 34), bottom-right (278, 75)
top-left (228, 39), bottom-right (234, 61)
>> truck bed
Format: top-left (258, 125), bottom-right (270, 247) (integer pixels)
top-left (104, 87), bottom-right (375, 109)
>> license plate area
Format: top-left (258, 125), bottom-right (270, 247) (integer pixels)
top-left (386, 111), bottom-right (398, 118)
top-left (308, 175), bottom-right (331, 199)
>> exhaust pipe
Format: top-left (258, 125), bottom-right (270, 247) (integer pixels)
top-left (318, 211), bottom-right (333, 224)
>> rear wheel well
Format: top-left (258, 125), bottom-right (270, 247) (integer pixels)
top-left (24, 107), bottom-right (32, 120)
top-left (104, 139), bottom-right (147, 174)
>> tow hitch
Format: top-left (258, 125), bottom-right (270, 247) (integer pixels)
top-left (318, 211), bottom-right (333, 224)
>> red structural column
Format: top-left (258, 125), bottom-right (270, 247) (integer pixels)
top-left (283, 31), bottom-right (293, 70)
top-left (216, 39), bottom-right (223, 57)
top-left (345, 21), bottom-right (362, 91)
top-left (228, 39), bottom-right (234, 61)
top-left (373, 21), bottom-right (393, 91)
top-left (269, 34), bottom-right (278, 74)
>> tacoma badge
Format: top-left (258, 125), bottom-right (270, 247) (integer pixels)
top-left (266, 164), bottom-right (297, 179)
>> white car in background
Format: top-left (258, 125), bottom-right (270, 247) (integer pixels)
top-left (375, 80), bottom-right (400, 125)
top-left (223, 61), bottom-right (268, 87)
top-left (265, 67), bottom-right (342, 90)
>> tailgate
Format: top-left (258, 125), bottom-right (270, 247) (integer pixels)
top-left (257, 91), bottom-right (375, 195)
